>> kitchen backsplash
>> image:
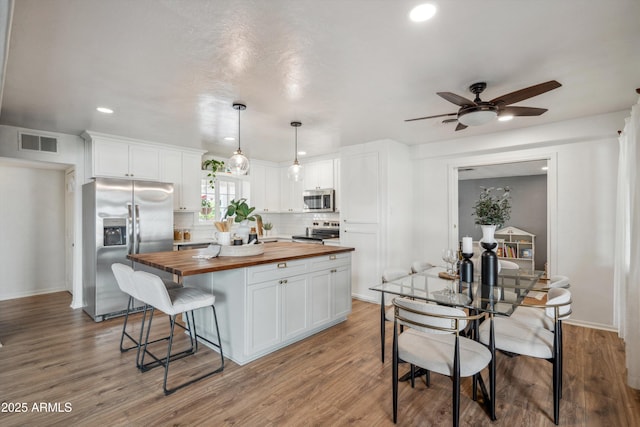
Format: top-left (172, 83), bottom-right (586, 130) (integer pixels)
top-left (173, 211), bottom-right (340, 240)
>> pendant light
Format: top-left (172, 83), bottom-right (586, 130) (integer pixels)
top-left (287, 121), bottom-right (304, 182)
top-left (228, 103), bottom-right (250, 175)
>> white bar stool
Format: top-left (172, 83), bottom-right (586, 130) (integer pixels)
top-left (132, 270), bottom-right (224, 395)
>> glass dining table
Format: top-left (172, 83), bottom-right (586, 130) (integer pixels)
top-left (370, 266), bottom-right (545, 421)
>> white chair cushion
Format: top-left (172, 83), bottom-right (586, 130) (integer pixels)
top-left (162, 278), bottom-right (182, 290)
top-left (385, 306), bottom-right (395, 321)
top-left (510, 306), bottom-right (554, 330)
top-left (411, 261), bottom-right (434, 274)
top-left (167, 286), bottom-right (215, 315)
top-left (479, 317), bottom-right (555, 359)
top-left (499, 260), bottom-right (519, 270)
top-left (398, 329), bottom-right (491, 377)
top-left (548, 275), bottom-right (570, 288)
top-left (382, 267), bottom-right (410, 282)
top-left (394, 298), bottom-right (468, 333)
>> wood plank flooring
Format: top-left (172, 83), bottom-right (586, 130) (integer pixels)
top-left (0, 292), bottom-right (638, 426)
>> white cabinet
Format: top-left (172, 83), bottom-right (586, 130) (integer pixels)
top-left (279, 167), bottom-right (305, 212)
top-left (495, 226), bottom-right (536, 272)
top-left (250, 162), bottom-right (280, 212)
top-left (304, 159), bottom-right (334, 190)
top-left (90, 135), bottom-right (160, 180)
top-left (160, 149), bottom-right (203, 211)
top-left (340, 141), bottom-right (412, 302)
top-left (246, 275), bottom-right (309, 355)
top-left (244, 252), bottom-right (351, 361)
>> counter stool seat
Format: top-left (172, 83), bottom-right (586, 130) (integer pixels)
top-left (133, 270), bottom-right (224, 395)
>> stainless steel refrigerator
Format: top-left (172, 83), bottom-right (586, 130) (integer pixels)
top-left (82, 178), bottom-right (174, 321)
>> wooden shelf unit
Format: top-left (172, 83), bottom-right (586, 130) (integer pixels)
top-left (495, 226), bottom-right (535, 272)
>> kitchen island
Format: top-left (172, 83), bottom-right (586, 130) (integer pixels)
top-left (128, 242), bottom-right (354, 365)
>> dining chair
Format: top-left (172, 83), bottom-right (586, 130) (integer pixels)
top-left (510, 287), bottom-right (572, 331)
top-left (133, 270), bottom-right (224, 395)
top-left (380, 267), bottom-right (411, 362)
top-left (478, 289), bottom-right (572, 424)
top-left (410, 260), bottom-right (435, 274)
top-left (392, 298), bottom-right (491, 426)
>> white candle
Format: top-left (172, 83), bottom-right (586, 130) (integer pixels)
top-left (462, 236), bottom-right (473, 254)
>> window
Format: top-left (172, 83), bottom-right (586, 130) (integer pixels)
top-left (199, 173), bottom-right (248, 224)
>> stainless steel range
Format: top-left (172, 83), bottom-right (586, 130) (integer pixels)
top-left (292, 222), bottom-right (340, 244)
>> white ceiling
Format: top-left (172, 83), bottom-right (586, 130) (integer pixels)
top-left (1, 0), bottom-right (638, 163)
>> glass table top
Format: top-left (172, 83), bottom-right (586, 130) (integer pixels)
top-left (369, 267), bottom-right (545, 316)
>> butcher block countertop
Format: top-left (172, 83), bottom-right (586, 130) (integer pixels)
top-left (128, 241), bottom-right (355, 277)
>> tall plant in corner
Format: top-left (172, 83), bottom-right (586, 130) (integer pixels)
top-left (472, 186), bottom-right (511, 244)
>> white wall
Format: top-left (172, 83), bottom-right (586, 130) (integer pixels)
top-left (0, 164), bottom-right (66, 299)
top-left (0, 125), bottom-right (85, 307)
top-left (412, 111), bottom-right (625, 329)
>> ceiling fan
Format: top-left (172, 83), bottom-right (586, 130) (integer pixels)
top-left (406, 80), bottom-right (562, 131)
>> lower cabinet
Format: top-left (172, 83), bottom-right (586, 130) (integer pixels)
top-left (247, 275), bottom-right (309, 355)
top-left (245, 253), bottom-right (351, 361)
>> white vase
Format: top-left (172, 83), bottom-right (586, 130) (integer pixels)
top-left (480, 224), bottom-right (497, 247)
top-left (232, 220), bottom-right (251, 244)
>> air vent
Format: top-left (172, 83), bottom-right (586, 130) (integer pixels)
top-left (19, 132), bottom-right (58, 153)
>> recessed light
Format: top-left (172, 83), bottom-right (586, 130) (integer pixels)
top-left (498, 115), bottom-right (514, 122)
top-left (409, 3), bottom-right (437, 22)
top-left (223, 136), bottom-right (236, 141)
top-left (96, 107), bottom-right (114, 114)
top-left (297, 151), bottom-right (306, 156)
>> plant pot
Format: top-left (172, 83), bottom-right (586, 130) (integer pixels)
top-left (480, 224), bottom-right (497, 246)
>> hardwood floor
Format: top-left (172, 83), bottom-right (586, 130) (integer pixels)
top-left (1, 292), bottom-right (638, 426)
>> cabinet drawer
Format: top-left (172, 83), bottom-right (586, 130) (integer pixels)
top-left (247, 259), bottom-right (309, 284)
top-left (308, 252), bottom-right (351, 272)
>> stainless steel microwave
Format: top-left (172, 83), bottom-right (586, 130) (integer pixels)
top-left (303, 189), bottom-right (335, 212)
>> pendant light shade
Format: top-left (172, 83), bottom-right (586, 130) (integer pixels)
top-left (287, 121), bottom-right (304, 182)
top-left (229, 103), bottom-right (250, 175)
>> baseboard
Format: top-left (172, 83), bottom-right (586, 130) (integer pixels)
top-left (564, 319), bottom-right (617, 332)
top-left (0, 287), bottom-right (69, 301)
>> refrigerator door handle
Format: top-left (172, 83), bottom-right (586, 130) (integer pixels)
top-left (134, 204), bottom-right (141, 254)
top-left (127, 203), bottom-right (134, 255)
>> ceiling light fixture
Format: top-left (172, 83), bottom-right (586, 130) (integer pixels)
top-left (96, 106), bottom-right (114, 114)
top-left (228, 103), bottom-right (250, 175)
top-left (409, 3), bottom-right (437, 22)
top-left (457, 105), bottom-right (498, 126)
top-left (288, 121), bottom-right (304, 182)
top-left (498, 114), bottom-right (514, 122)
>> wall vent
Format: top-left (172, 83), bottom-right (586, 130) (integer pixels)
top-left (19, 132), bottom-right (58, 153)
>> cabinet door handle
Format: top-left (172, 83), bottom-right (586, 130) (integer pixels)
top-left (330, 269), bottom-right (337, 273)
top-left (277, 262), bottom-right (287, 268)
top-left (279, 279), bottom-right (288, 284)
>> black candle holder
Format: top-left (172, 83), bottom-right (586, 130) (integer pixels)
top-left (480, 241), bottom-right (498, 308)
top-left (459, 252), bottom-right (474, 294)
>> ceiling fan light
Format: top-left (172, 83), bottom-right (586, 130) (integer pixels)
top-left (458, 109), bottom-right (498, 126)
top-left (498, 114), bottom-right (514, 122)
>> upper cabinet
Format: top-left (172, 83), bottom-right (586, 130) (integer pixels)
top-left (303, 159), bottom-right (334, 190)
top-left (280, 168), bottom-right (305, 212)
top-left (250, 161), bottom-right (281, 213)
top-left (84, 132), bottom-right (160, 180)
top-left (160, 149), bottom-right (204, 211)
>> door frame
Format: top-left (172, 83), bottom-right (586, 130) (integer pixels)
top-left (447, 150), bottom-right (558, 276)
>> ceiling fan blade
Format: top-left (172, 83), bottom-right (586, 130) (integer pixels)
top-left (437, 92), bottom-right (476, 107)
top-left (500, 106), bottom-right (548, 116)
top-left (405, 112), bottom-right (457, 122)
top-left (490, 80), bottom-right (561, 106)
top-left (442, 118), bottom-right (458, 124)
top-left (455, 123), bottom-right (468, 131)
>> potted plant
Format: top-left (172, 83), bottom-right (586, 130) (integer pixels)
top-left (202, 158), bottom-right (225, 190)
top-left (472, 186), bottom-right (511, 244)
top-left (263, 222), bottom-right (273, 236)
top-left (224, 198), bottom-right (261, 223)
top-left (201, 196), bottom-right (213, 217)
